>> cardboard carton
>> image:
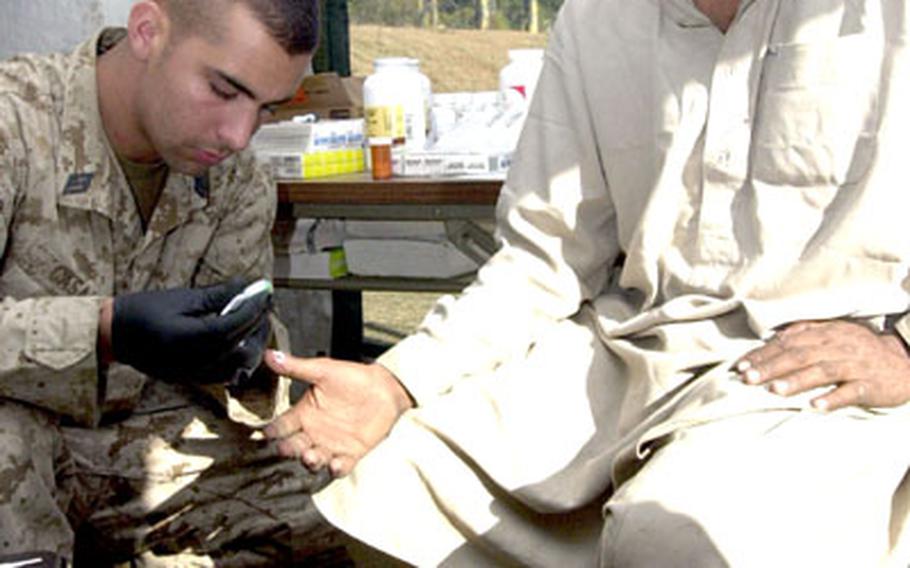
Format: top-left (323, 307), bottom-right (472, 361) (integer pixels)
top-left (393, 151), bottom-right (512, 178)
top-left (271, 73), bottom-right (365, 122)
top-left (259, 148), bottom-right (365, 180)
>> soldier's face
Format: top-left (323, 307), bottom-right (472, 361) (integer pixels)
top-left (137, 3), bottom-right (309, 175)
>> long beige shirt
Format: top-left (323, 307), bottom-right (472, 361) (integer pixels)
top-left (0, 31), bottom-right (287, 427)
top-left (382, 0), bottom-right (909, 406)
top-left (316, 0), bottom-right (910, 564)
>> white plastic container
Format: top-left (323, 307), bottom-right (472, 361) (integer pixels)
top-left (363, 57), bottom-right (428, 158)
top-left (498, 48), bottom-right (545, 111)
top-left (405, 57), bottom-right (432, 137)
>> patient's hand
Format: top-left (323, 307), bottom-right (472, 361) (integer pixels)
top-left (736, 320), bottom-right (910, 411)
top-left (263, 352), bottom-right (414, 476)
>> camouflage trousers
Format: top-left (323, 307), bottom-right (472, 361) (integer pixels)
top-left (0, 382), bottom-right (340, 567)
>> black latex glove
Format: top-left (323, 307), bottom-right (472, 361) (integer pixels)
top-left (112, 279), bottom-right (272, 383)
top-left (219, 312), bottom-right (272, 388)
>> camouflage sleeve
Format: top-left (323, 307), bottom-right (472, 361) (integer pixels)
top-left (0, 93), bottom-right (104, 427)
top-left (194, 153), bottom-right (291, 424)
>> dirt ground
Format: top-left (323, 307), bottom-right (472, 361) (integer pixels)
top-left (362, 290), bottom-right (444, 346)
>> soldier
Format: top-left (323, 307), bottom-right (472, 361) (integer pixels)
top-left (0, 0), bottom-right (330, 565)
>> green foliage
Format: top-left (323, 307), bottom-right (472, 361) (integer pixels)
top-left (348, 0), bottom-right (423, 26)
top-left (348, 0), bottom-right (566, 30)
top-left (440, 3), bottom-right (479, 29)
top-left (498, 0), bottom-right (528, 29)
top-left (488, 11), bottom-right (511, 30)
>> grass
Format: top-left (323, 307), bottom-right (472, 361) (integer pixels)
top-left (362, 290), bottom-right (442, 346)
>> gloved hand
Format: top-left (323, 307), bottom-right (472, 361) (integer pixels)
top-left (220, 311), bottom-right (273, 388)
top-left (111, 279), bottom-right (272, 383)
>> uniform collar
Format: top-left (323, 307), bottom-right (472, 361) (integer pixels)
top-left (57, 28), bottom-right (211, 228)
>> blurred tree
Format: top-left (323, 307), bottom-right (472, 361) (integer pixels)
top-left (348, 0), bottom-right (420, 26)
top-left (347, 0), bottom-right (563, 30)
top-left (528, 0), bottom-right (539, 32)
top-left (540, 0), bottom-right (562, 28)
top-left (439, 1), bottom-right (476, 29)
top-left (477, 0), bottom-right (491, 29)
top-left (421, 0), bottom-right (439, 27)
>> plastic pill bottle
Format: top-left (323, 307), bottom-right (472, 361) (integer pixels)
top-left (369, 136), bottom-right (393, 180)
top-left (363, 57), bottom-right (428, 160)
top-left (498, 48), bottom-right (545, 111)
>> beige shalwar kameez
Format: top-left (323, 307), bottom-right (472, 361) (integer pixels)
top-left (314, 1), bottom-right (910, 566)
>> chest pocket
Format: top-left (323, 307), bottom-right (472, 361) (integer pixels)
top-left (0, 196), bottom-right (104, 299)
top-left (146, 216), bottom-right (217, 288)
top-left (751, 33), bottom-right (882, 189)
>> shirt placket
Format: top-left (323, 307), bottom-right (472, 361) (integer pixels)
top-left (695, 0), bottom-right (777, 265)
top-left (696, 52), bottom-right (751, 264)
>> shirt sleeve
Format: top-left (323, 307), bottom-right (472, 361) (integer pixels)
top-left (0, 93), bottom-right (104, 427)
top-left (377, 10), bottom-right (622, 404)
top-left (893, 314), bottom-right (910, 348)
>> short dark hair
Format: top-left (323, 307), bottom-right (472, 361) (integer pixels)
top-left (163, 0), bottom-right (320, 55)
top-left (244, 0), bottom-right (320, 55)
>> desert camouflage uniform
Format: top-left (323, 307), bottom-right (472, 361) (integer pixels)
top-left (0, 30), bottom-right (330, 566)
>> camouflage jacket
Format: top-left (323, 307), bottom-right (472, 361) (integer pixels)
top-left (0, 31), bottom-right (288, 427)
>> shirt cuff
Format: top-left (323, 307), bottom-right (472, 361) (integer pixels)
top-left (893, 314), bottom-right (910, 350)
top-left (376, 333), bottom-right (459, 406)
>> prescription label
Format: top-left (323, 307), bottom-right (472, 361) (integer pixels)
top-left (365, 105), bottom-right (406, 140)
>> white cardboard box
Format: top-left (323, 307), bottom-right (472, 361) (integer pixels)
top-left (252, 118), bottom-right (365, 153)
top-left (393, 151), bottom-right (511, 178)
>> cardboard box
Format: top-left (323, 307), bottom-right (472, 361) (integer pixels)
top-left (393, 151), bottom-right (512, 178)
top-left (253, 119), bottom-right (365, 154)
top-left (271, 73), bottom-right (365, 122)
top-left (259, 148), bottom-right (365, 180)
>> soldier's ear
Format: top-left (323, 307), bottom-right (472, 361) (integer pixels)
top-left (126, 0), bottom-right (169, 62)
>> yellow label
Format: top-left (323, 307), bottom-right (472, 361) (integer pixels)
top-left (327, 248), bottom-right (348, 278)
top-left (365, 105), bottom-right (405, 139)
top-left (301, 149), bottom-right (365, 178)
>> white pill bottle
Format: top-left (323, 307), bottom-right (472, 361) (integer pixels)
top-left (405, 57), bottom-right (433, 138)
top-left (363, 57), bottom-right (428, 170)
top-left (498, 48), bottom-right (545, 111)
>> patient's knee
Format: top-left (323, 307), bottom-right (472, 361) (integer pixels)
top-left (601, 501), bottom-right (729, 568)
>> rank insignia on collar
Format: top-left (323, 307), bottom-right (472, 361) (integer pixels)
top-left (63, 173), bottom-right (94, 195)
top-left (194, 174), bottom-right (210, 199)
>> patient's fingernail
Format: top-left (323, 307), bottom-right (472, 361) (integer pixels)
top-left (770, 380), bottom-right (788, 394)
top-left (744, 368), bottom-right (761, 384)
top-left (270, 350), bottom-right (286, 366)
top-left (736, 360), bottom-right (752, 372)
